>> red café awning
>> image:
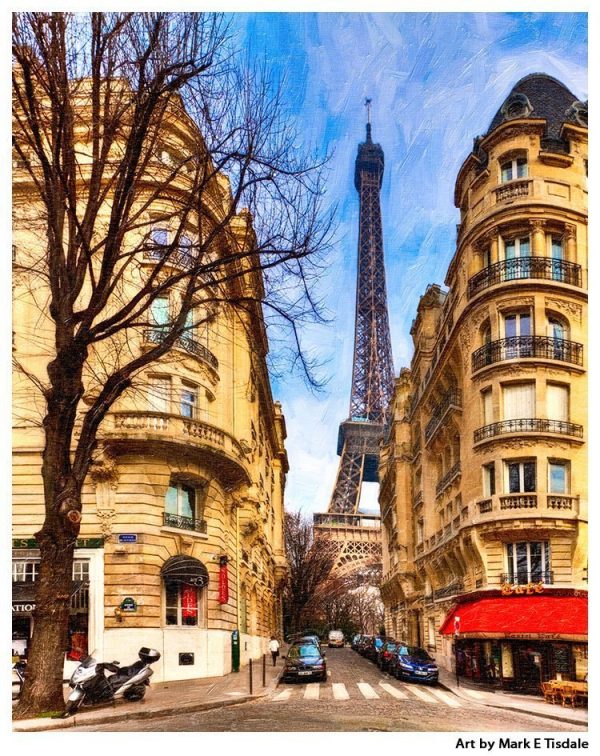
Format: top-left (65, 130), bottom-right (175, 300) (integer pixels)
top-left (439, 596), bottom-right (588, 641)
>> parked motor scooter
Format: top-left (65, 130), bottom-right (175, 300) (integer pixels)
top-left (12, 658), bottom-right (27, 700)
top-left (63, 647), bottom-right (161, 716)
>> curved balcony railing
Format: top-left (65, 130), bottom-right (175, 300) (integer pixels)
top-left (472, 336), bottom-right (583, 372)
top-left (163, 511), bottom-right (207, 534)
top-left (435, 461), bottom-right (461, 498)
top-left (468, 257), bottom-right (582, 298)
top-left (143, 247), bottom-right (196, 270)
top-left (424, 389), bottom-right (462, 443)
top-left (476, 493), bottom-right (579, 518)
top-left (144, 327), bottom-right (218, 370)
top-left (474, 418), bottom-right (583, 443)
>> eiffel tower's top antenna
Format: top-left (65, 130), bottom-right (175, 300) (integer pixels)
top-left (365, 97), bottom-right (372, 142)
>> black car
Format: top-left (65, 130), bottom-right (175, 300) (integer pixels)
top-left (356, 635), bottom-right (373, 655)
top-left (388, 645), bottom-right (439, 684)
top-left (282, 643), bottom-right (327, 683)
top-left (351, 634), bottom-right (362, 651)
top-left (376, 640), bottom-right (398, 671)
top-left (363, 636), bottom-right (385, 662)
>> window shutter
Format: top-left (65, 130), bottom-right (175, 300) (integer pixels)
top-left (547, 383), bottom-right (568, 421)
top-left (503, 383), bottom-right (535, 419)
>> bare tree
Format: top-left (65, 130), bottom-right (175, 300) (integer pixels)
top-left (12, 11), bottom-right (332, 717)
top-left (283, 512), bottom-right (336, 635)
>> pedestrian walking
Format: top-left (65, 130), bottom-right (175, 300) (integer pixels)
top-left (269, 636), bottom-right (280, 666)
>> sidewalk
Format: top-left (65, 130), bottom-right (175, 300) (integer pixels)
top-left (13, 656), bottom-right (282, 732)
top-left (438, 669), bottom-right (588, 728)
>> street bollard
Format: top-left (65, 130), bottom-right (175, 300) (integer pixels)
top-left (262, 653), bottom-right (266, 687)
top-left (249, 657), bottom-right (253, 694)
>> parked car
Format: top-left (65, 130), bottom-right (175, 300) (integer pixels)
top-left (376, 640), bottom-right (398, 671)
top-left (351, 634), bottom-right (362, 651)
top-left (357, 635), bottom-right (373, 655)
top-left (281, 643), bottom-right (327, 683)
top-left (299, 634), bottom-right (322, 650)
top-left (363, 636), bottom-right (385, 662)
top-left (388, 645), bottom-right (439, 684)
top-left (328, 630), bottom-right (345, 648)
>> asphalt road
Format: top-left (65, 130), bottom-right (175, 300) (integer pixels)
top-left (74, 647), bottom-right (587, 732)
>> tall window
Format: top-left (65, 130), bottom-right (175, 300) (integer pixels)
top-left (550, 237), bottom-right (564, 281)
top-left (165, 583), bottom-right (201, 626)
top-left (150, 227), bottom-right (169, 260)
top-left (165, 481), bottom-right (197, 522)
top-left (502, 382), bottom-right (535, 420)
top-left (150, 296), bottom-right (170, 338)
top-left (506, 541), bottom-right (550, 584)
top-left (505, 460), bottom-right (536, 493)
top-left (546, 383), bottom-right (569, 422)
top-left (503, 236), bottom-right (531, 280)
top-left (180, 383), bottom-right (198, 419)
top-left (501, 156), bottom-right (528, 183)
top-left (481, 388), bottom-right (493, 425)
top-left (483, 463), bottom-right (496, 497)
top-left (548, 461), bottom-right (569, 494)
top-left (503, 311), bottom-right (532, 358)
top-left (147, 376), bottom-right (171, 414)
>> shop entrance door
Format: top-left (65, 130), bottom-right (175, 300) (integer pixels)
top-left (514, 642), bottom-right (548, 693)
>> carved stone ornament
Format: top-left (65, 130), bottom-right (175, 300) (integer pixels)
top-left (495, 296), bottom-right (534, 311)
top-left (89, 446), bottom-right (119, 488)
top-left (96, 507), bottom-right (116, 537)
top-left (545, 297), bottom-right (582, 324)
top-left (529, 219), bottom-right (546, 233)
top-left (563, 224), bottom-right (577, 241)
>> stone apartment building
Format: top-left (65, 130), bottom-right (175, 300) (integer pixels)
top-left (12, 81), bottom-right (288, 682)
top-left (380, 74), bottom-right (587, 693)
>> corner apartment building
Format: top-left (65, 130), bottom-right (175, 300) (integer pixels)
top-left (12, 80), bottom-right (288, 682)
top-left (380, 74), bottom-right (587, 693)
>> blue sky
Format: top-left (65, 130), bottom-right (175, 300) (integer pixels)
top-left (228, 12), bottom-right (588, 516)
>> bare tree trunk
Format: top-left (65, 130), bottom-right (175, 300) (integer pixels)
top-left (16, 351), bottom-right (85, 716)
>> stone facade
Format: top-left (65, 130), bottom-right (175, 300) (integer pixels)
top-left (380, 74), bottom-right (587, 690)
top-left (12, 83), bottom-right (288, 682)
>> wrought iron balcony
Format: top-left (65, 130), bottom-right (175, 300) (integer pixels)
top-left (425, 389), bottom-right (462, 443)
top-left (163, 511), bottom-right (207, 533)
top-left (472, 336), bottom-right (583, 372)
top-left (500, 571), bottom-right (554, 585)
top-left (313, 512), bottom-right (381, 529)
top-left (435, 461), bottom-right (461, 498)
top-left (144, 327), bottom-right (218, 370)
top-left (474, 418), bottom-right (583, 444)
top-left (467, 257), bottom-right (582, 298)
top-left (143, 246), bottom-right (196, 270)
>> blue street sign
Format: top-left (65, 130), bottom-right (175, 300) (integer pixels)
top-left (118, 534), bottom-right (138, 544)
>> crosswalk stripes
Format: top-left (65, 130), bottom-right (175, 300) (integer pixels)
top-left (332, 683), bottom-right (350, 700)
top-left (356, 682), bottom-right (379, 699)
top-left (403, 685), bottom-right (439, 704)
top-left (274, 681), bottom-right (462, 708)
top-left (379, 682), bottom-right (409, 700)
top-left (460, 687), bottom-right (486, 700)
top-left (428, 688), bottom-right (462, 708)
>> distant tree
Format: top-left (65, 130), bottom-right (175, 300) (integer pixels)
top-left (12, 11), bottom-right (332, 717)
top-left (283, 512), bottom-right (336, 635)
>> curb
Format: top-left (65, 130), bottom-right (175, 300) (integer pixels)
top-left (437, 681), bottom-right (587, 728)
top-left (13, 671), bottom-right (285, 732)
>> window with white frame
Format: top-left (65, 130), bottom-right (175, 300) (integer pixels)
top-left (502, 382), bottom-right (535, 420)
top-left (505, 459), bottom-right (536, 493)
top-left (500, 156), bottom-right (528, 183)
top-left (481, 387), bottom-right (493, 425)
top-left (548, 460), bottom-right (569, 494)
top-left (164, 481), bottom-right (200, 523)
top-left (506, 541), bottom-right (551, 584)
top-left (147, 376), bottom-right (171, 414)
top-left (546, 383), bottom-right (569, 422)
top-left (503, 311), bottom-right (532, 358)
top-left (164, 582), bottom-right (204, 626)
top-left (503, 236), bottom-right (531, 280)
top-left (427, 617), bottom-right (436, 648)
top-left (180, 382), bottom-right (198, 419)
top-left (483, 462), bottom-right (496, 497)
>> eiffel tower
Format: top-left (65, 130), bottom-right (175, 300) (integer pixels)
top-left (314, 101), bottom-right (395, 579)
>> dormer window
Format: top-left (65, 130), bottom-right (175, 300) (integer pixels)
top-left (501, 156), bottom-right (528, 183)
top-left (501, 93), bottom-right (533, 121)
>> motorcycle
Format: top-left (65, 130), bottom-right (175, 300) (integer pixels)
top-left (63, 646), bottom-right (161, 717)
top-left (12, 658), bottom-right (27, 700)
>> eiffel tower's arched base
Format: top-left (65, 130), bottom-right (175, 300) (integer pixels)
top-left (313, 514), bottom-right (382, 583)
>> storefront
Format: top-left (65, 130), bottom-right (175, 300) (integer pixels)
top-left (440, 591), bottom-right (588, 694)
top-left (11, 539), bottom-right (105, 676)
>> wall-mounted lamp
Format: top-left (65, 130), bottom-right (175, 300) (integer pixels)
top-left (114, 607), bottom-right (123, 622)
